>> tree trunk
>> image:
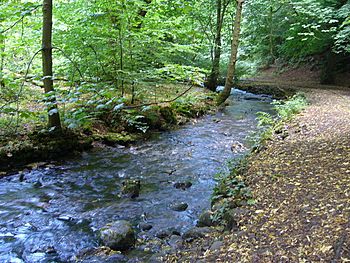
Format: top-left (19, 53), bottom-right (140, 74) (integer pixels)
top-left (217, 0), bottom-right (244, 106)
top-left (205, 0), bottom-right (228, 92)
top-left (320, 51), bottom-right (338, 85)
top-left (42, 0), bottom-right (61, 130)
top-left (268, 5), bottom-right (274, 62)
top-left (0, 34), bottom-right (5, 87)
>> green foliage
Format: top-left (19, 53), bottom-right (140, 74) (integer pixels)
top-left (121, 109), bottom-right (149, 133)
top-left (254, 92), bottom-right (308, 144)
top-left (1, 0), bottom-right (346, 136)
top-left (243, 0), bottom-right (350, 67)
top-left (211, 155), bottom-right (255, 223)
top-left (273, 92), bottom-right (307, 119)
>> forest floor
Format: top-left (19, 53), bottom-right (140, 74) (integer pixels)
top-left (163, 85), bottom-right (350, 262)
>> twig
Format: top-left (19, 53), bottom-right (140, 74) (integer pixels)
top-left (52, 46), bottom-right (83, 79)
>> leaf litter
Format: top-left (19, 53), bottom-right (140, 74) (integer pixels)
top-left (162, 87), bottom-right (350, 262)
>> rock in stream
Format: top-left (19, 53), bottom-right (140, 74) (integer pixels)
top-left (99, 220), bottom-right (136, 251)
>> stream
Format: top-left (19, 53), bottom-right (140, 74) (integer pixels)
top-left (0, 89), bottom-right (274, 262)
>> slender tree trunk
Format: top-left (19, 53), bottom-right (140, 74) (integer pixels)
top-left (42, 0), bottom-right (61, 130)
top-left (216, 0), bottom-right (244, 106)
top-left (0, 34), bottom-right (4, 87)
top-left (321, 51), bottom-right (338, 85)
top-left (205, 0), bottom-right (228, 91)
top-left (119, 27), bottom-right (124, 97)
top-left (268, 5), bottom-right (274, 62)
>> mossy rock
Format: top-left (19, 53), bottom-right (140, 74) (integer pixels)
top-left (142, 106), bottom-right (163, 129)
top-left (159, 106), bottom-right (177, 125)
top-left (170, 101), bottom-right (195, 118)
top-left (121, 179), bottom-right (141, 199)
top-left (0, 131), bottom-right (92, 171)
top-left (99, 220), bottom-right (136, 251)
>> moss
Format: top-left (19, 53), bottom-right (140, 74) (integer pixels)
top-left (0, 131), bottom-right (92, 172)
top-left (159, 106), bottom-right (177, 125)
top-left (141, 106), bottom-right (163, 129)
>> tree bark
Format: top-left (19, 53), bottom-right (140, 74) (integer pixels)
top-left (205, 0), bottom-right (229, 92)
top-left (42, 0), bottom-right (61, 130)
top-left (216, 0), bottom-right (244, 106)
top-left (0, 34), bottom-right (5, 87)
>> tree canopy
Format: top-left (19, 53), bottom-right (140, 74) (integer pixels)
top-left (0, 0), bottom-right (349, 135)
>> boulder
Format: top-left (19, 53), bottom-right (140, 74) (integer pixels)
top-left (99, 220), bottom-right (136, 251)
top-left (168, 235), bottom-right (183, 250)
top-left (209, 241), bottom-right (224, 251)
top-left (169, 202), bottom-right (188, 212)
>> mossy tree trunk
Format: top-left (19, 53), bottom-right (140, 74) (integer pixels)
top-left (205, 0), bottom-right (230, 92)
top-left (42, 0), bottom-right (61, 130)
top-left (217, 0), bottom-right (244, 106)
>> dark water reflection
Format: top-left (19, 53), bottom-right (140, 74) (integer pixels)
top-left (0, 89), bottom-right (274, 262)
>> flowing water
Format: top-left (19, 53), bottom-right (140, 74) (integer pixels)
top-left (0, 89), bottom-right (273, 262)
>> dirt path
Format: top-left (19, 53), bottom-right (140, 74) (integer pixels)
top-left (164, 87), bottom-right (350, 262)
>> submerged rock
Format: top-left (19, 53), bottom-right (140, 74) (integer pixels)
top-left (57, 215), bottom-right (76, 222)
top-left (99, 220), bottom-right (136, 251)
top-left (139, 222), bottom-right (153, 231)
top-left (121, 179), bottom-right (141, 199)
top-left (169, 202), bottom-right (188, 212)
top-left (156, 228), bottom-right (181, 239)
top-left (173, 181), bottom-right (192, 190)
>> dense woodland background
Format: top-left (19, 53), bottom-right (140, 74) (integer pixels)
top-left (0, 0), bottom-right (349, 136)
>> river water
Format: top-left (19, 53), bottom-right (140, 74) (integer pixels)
top-left (0, 89), bottom-right (273, 262)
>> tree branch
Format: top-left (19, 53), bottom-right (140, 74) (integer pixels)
top-left (122, 84), bottom-right (194, 109)
top-left (0, 5), bottom-right (42, 34)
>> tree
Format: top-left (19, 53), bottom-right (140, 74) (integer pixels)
top-left (205, 0), bottom-right (230, 91)
top-left (217, 0), bottom-right (244, 106)
top-left (42, 0), bottom-right (61, 130)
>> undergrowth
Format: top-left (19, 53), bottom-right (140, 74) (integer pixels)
top-left (211, 155), bottom-right (255, 224)
top-left (254, 92), bottom-right (308, 146)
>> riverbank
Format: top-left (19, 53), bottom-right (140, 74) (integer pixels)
top-left (0, 89), bottom-right (274, 263)
top-left (162, 85), bottom-right (350, 262)
top-left (0, 86), bottom-right (217, 174)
